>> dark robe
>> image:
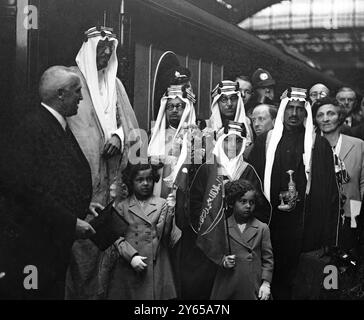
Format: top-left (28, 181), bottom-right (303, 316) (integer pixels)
top-left (178, 161), bottom-right (271, 300)
top-left (0, 107), bottom-right (92, 299)
top-left (248, 127), bottom-right (340, 299)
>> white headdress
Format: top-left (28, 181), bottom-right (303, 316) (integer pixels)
top-left (263, 87), bottom-right (314, 201)
top-left (209, 80), bottom-right (252, 143)
top-left (213, 124), bottom-right (247, 181)
top-left (148, 83), bottom-right (196, 160)
top-left (75, 26), bottom-right (119, 140)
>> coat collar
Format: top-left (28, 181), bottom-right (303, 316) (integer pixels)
top-left (39, 106), bottom-right (67, 138)
top-left (39, 106), bottom-right (90, 168)
top-left (339, 135), bottom-right (354, 161)
top-left (41, 103), bottom-right (67, 130)
top-left (227, 215), bottom-right (259, 249)
top-left (128, 195), bottom-right (158, 224)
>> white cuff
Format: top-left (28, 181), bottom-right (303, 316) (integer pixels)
top-left (112, 127), bottom-right (125, 152)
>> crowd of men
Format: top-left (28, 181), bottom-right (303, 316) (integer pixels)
top-left (1, 26), bottom-right (364, 300)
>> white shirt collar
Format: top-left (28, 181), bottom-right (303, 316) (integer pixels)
top-left (345, 116), bottom-right (352, 127)
top-left (41, 102), bottom-right (67, 130)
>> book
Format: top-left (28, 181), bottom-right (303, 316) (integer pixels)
top-left (89, 202), bottom-right (129, 251)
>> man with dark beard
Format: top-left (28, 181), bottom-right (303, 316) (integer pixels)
top-left (248, 87), bottom-right (340, 300)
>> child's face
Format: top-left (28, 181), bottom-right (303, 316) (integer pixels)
top-left (233, 190), bottom-right (256, 221)
top-left (133, 168), bottom-right (154, 199)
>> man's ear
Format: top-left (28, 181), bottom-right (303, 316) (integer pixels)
top-left (272, 118), bottom-right (276, 126)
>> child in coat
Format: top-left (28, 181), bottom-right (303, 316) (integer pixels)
top-left (210, 179), bottom-right (274, 300)
top-left (105, 161), bottom-right (177, 300)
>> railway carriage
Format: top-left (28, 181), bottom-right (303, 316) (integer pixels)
top-left (1, 0), bottom-right (345, 131)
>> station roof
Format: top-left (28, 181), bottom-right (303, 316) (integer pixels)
top-left (184, 0), bottom-right (282, 24)
top-left (142, 0), bottom-right (345, 89)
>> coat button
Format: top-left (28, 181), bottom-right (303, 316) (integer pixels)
top-left (135, 233), bottom-right (138, 236)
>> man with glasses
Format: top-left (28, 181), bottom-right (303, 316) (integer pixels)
top-left (148, 69), bottom-right (196, 198)
top-left (308, 83), bottom-right (330, 104)
top-left (207, 80), bottom-right (253, 144)
top-left (165, 98), bottom-right (186, 130)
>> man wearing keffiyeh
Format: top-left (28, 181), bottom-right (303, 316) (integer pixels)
top-left (67, 26), bottom-right (140, 206)
top-left (178, 123), bottom-right (271, 299)
top-left (248, 87), bottom-right (340, 300)
top-left (206, 80), bottom-right (253, 145)
top-left (65, 26), bottom-right (140, 300)
top-left (148, 71), bottom-right (196, 199)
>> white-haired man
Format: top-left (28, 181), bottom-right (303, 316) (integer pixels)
top-left (336, 87), bottom-right (361, 128)
top-left (1, 66), bottom-right (94, 299)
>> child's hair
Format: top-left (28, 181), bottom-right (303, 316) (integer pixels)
top-left (225, 179), bottom-right (260, 212)
top-left (122, 160), bottom-right (161, 196)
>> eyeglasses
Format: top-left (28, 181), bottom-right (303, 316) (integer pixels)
top-left (310, 91), bottom-right (328, 99)
top-left (166, 103), bottom-right (186, 112)
top-left (219, 94), bottom-right (239, 105)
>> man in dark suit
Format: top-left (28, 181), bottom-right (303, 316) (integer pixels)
top-left (0, 66), bottom-right (96, 299)
top-left (337, 87), bottom-right (362, 128)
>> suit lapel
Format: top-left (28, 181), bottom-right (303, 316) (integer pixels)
top-left (128, 196), bottom-right (152, 224)
top-left (241, 218), bottom-right (259, 245)
top-left (339, 135), bottom-right (354, 161)
top-left (40, 106), bottom-right (66, 139)
top-left (40, 107), bottom-right (89, 168)
top-left (228, 215), bottom-right (258, 249)
top-left (143, 196), bottom-right (158, 217)
top-left (65, 126), bottom-right (91, 169)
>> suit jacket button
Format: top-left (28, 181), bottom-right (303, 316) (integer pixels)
top-left (135, 233), bottom-right (138, 236)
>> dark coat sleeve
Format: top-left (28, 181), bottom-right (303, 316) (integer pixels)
top-left (246, 132), bottom-right (269, 181)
